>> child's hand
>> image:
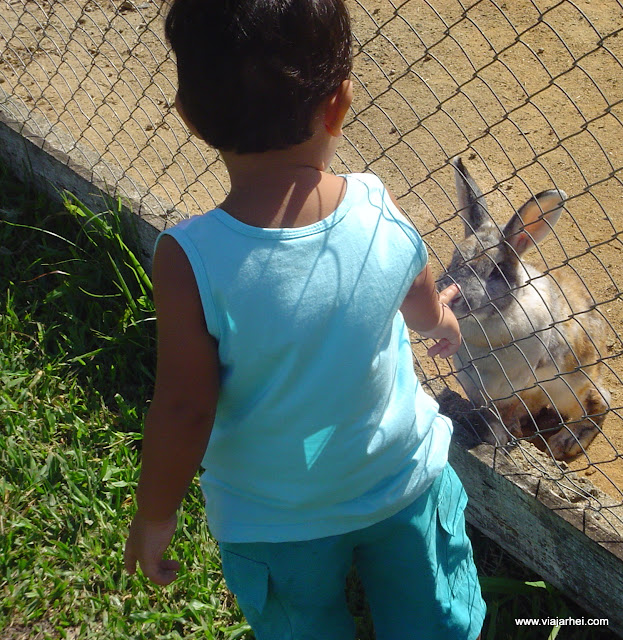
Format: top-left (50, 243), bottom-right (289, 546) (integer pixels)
top-left (422, 284), bottom-right (462, 359)
top-left (124, 512), bottom-right (180, 586)
top-left (401, 265), bottom-right (462, 358)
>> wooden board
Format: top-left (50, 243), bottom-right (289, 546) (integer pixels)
top-left (450, 429), bottom-right (623, 637)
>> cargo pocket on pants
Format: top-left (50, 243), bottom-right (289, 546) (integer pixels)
top-left (221, 550), bottom-right (269, 613)
top-left (220, 549), bottom-right (292, 639)
top-left (436, 466), bottom-right (471, 599)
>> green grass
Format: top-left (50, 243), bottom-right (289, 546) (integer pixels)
top-left (0, 170), bottom-right (248, 639)
top-left (0, 163), bottom-right (618, 639)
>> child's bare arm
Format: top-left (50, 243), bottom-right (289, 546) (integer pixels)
top-left (385, 188), bottom-right (461, 359)
top-left (400, 263), bottom-right (461, 358)
top-left (124, 234), bottom-right (219, 585)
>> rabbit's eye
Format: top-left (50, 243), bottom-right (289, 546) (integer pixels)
top-left (489, 264), bottom-right (506, 283)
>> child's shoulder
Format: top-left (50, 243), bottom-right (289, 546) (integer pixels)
top-left (342, 172), bottom-right (394, 207)
top-left (343, 172), bottom-right (405, 217)
top-left (343, 171), bottom-right (386, 190)
top-left (155, 209), bottom-right (226, 258)
top-left (159, 208), bottom-right (224, 238)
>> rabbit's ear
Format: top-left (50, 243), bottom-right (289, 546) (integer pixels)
top-left (503, 189), bottom-right (567, 256)
top-left (452, 157), bottom-right (494, 235)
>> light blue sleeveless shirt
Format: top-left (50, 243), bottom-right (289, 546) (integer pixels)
top-left (159, 173), bottom-right (452, 542)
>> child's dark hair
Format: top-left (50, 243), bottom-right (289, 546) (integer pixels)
top-left (165, 0), bottom-right (352, 154)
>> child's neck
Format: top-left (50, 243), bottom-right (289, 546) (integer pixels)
top-left (219, 139), bottom-right (346, 229)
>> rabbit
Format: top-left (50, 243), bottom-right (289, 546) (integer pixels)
top-left (439, 157), bottom-right (611, 460)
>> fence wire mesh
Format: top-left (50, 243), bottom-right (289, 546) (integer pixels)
top-left (2, 0), bottom-right (622, 539)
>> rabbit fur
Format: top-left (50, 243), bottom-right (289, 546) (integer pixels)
top-left (440, 157), bottom-right (610, 460)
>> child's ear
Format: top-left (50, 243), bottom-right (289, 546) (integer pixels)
top-left (324, 79), bottom-right (353, 137)
top-left (175, 92), bottom-right (201, 138)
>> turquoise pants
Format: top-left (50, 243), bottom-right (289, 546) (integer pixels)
top-left (219, 464), bottom-right (486, 640)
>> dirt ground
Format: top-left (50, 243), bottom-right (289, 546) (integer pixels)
top-left (1, 0), bottom-right (622, 504)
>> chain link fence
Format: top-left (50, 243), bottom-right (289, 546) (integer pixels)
top-left (2, 0), bottom-right (623, 620)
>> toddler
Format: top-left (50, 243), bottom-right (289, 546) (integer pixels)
top-left (124, 0), bottom-right (486, 638)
